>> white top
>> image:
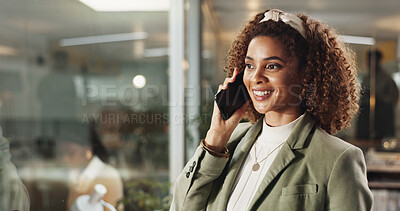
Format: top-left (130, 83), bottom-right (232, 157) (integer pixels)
top-left (69, 156), bottom-right (106, 193)
top-left (226, 114), bottom-right (304, 211)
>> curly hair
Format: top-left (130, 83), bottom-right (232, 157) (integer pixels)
top-left (225, 9), bottom-right (360, 134)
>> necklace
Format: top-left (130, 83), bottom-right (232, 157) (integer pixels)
top-left (252, 141), bottom-right (285, 171)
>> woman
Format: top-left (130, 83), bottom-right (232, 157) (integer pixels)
top-left (171, 9), bottom-right (373, 211)
top-left (64, 122), bottom-right (123, 211)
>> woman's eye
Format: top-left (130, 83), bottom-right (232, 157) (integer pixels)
top-left (245, 63), bottom-right (254, 69)
top-left (266, 64), bottom-right (281, 70)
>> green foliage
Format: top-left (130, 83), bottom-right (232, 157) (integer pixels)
top-left (118, 179), bottom-right (171, 211)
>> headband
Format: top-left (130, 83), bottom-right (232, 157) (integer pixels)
top-left (259, 9), bottom-right (307, 39)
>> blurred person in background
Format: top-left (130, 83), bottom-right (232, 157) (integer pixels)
top-left (171, 9), bottom-right (372, 210)
top-left (37, 50), bottom-right (77, 139)
top-left (0, 127), bottom-right (29, 211)
top-left (356, 49), bottom-right (399, 139)
top-left (63, 122), bottom-right (123, 211)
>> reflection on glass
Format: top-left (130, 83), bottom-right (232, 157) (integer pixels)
top-left (0, 0), bottom-right (170, 209)
top-left (37, 50), bottom-right (77, 138)
top-left (0, 127), bottom-right (30, 211)
top-left (63, 122), bottom-right (123, 211)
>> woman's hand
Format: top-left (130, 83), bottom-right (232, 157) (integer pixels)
top-left (204, 68), bottom-right (249, 153)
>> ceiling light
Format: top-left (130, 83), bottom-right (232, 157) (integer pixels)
top-left (132, 75), bottom-right (146, 89)
top-left (79, 0), bottom-right (169, 12)
top-left (339, 35), bottom-right (375, 45)
top-left (59, 32), bottom-right (148, 47)
top-left (144, 48), bottom-right (169, 57)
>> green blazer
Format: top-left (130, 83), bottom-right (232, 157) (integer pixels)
top-left (171, 113), bottom-right (373, 211)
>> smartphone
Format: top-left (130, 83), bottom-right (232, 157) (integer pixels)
top-left (215, 71), bottom-right (250, 120)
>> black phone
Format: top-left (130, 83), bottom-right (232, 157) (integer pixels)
top-left (215, 71), bottom-right (250, 120)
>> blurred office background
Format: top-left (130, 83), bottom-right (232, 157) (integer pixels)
top-left (0, 0), bottom-right (399, 210)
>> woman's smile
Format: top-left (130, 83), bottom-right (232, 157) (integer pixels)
top-left (252, 89), bottom-right (274, 100)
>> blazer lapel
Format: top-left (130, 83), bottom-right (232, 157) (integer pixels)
top-left (218, 118), bottom-right (263, 210)
top-left (248, 113), bottom-right (316, 210)
top-left (247, 142), bottom-right (296, 209)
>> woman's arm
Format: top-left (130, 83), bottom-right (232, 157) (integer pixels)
top-left (170, 146), bottom-right (230, 211)
top-left (326, 147), bottom-right (373, 211)
top-left (171, 68), bottom-right (249, 210)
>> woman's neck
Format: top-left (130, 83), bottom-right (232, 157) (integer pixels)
top-left (264, 107), bottom-right (303, 127)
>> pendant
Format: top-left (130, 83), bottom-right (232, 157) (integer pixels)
top-left (252, 163), bottom-right (260, 171)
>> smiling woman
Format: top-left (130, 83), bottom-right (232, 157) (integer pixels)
top-left (171, 9), bottom-right (373, 211)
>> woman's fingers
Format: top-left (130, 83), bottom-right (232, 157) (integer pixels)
top-left (225, 68), bottom-right (240, 84)
top-left (218, 68), bottom-right (241, 92)
top-left (217, 84), bottom-right (227, 92)
top-left (223, 77), bottom-right (234, 87)
top-left (232, 68), bottom-right (239, 77)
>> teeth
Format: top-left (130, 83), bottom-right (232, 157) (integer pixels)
top-left (253, 90), bottom-right (272, 96)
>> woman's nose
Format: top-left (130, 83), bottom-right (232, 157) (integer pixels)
top-left (250, 68), bottom-right (268, 84)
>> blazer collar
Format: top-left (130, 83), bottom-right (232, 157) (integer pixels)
top-left (218, 118), bottom-right (263, 210)
top-left (248, 112), bottom-right (316, 209)
top-left (286, 112), bottom-right (316, 150)
top-left (240, 112), bottom-right (315, 151)
top-left (220, 112), bottom-right (316, 210)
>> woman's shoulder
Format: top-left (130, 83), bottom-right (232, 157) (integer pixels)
top-left (311, 126), bottom-right (363, 157)
top-left (103, 164), bottom-right (120, 175)
top-left (300, 126), bottom-right (367, 178)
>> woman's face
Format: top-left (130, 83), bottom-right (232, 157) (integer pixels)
top-left (243, 36), bottom-right (301, 115)
top-left (62, 142), bottom-right (89, 168)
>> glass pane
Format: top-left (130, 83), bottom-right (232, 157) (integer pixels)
top-left (0, 1), bottom-right (170, 210)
